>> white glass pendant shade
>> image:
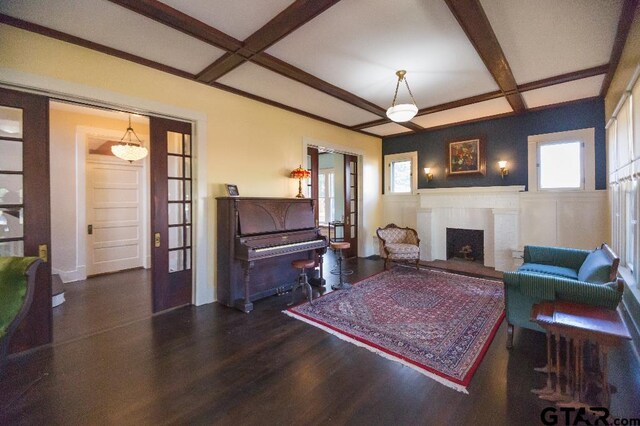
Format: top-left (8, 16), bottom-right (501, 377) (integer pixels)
top-left (111, 143), bottom-right (149, 162)
top-left (386, 103), bottom-right (418, 122)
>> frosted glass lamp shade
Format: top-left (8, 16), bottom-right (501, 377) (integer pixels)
top-left (111, 144), bottom-right (149, 162)
top-left (386, 103), bottom-right (418, 122)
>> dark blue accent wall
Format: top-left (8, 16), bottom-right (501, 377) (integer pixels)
top-left (383, 98), bottom-right (606, 191)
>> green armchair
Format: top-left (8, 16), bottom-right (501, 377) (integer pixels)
top-left (1, 256), bottom-right (41, 368)
top-left (503, 244), bottom-right (622, 348)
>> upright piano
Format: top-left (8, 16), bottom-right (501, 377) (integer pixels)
top-left (216, 197), bottom-right (327, 312)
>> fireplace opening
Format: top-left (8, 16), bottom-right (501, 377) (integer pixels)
top-left (446, 228), bottom-right (484, 263)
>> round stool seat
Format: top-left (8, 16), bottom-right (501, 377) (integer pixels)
top-left (330, 241), bottom-right (351, 250)
top-left (292, 259), bottom-right (316, 269)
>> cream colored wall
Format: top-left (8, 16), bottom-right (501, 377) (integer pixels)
top-left (0, 24), bottom-right (382, 304)
top-left (49, 107), bottom-right (149, 282)
top-left (605, 6), bottom-right (640, 120)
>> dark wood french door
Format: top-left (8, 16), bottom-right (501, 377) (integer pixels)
top-left (0, 88), bottom-right (52, 353)
top-left (150, 117), bottom-right (192, 312)
top-left (307, 146), bottom-right (319, 225)
top-left (343, 154), bottom-right (358, 258)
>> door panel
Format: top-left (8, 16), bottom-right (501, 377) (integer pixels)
top-left (343, 154), bottom-right (358, 258)
top-left (150, 117), bottom-right (192, 312)
top-left (87, 161), bottom-right (144, 275)
top-left (307, 146), bottom-right (319, 225)
top-left (0, 88), bottom-right (51, 353)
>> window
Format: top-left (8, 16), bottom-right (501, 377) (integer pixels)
top-left (390, 160), bottom-right (411, 192)
top-left (318, 170), bottom-right (335, 224)
top-left (528, 128), bottom-right (595, 192)
top-left (538, 141), bottom-right (583, 190)
top-left (385, 152), bottom-right (417, 194)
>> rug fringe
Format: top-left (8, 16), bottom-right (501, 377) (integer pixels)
top-left (283, 310), bottom-right (469, 394)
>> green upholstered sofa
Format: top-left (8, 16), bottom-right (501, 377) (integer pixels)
top-left (503, 244), bottom-right (622, 348)
top-left (0, 256), bottom-right (41, 367)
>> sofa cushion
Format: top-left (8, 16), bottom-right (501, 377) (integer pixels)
top-left (518, 263), bottom-right (578, 280)
top-left (578, 249), bottom-right (612, 283)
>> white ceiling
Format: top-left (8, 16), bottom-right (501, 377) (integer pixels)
top-left (266, 0), bottom-right (500, 109)
top-left (0, 0), bottom-right (626, 137)
top-left (480, 0), bottom-right (622, 84)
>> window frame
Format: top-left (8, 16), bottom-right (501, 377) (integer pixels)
top-left (384, 152), bottom-right (417, 195)
top-left (527, 128), bottom-right (595, 192)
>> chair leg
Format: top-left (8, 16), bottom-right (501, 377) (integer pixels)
top-left (384, 258), bottom-right (389, 270)
top-left (506, 323), bottom-right (514, 349)
top-left (415, 258), bottom-right (420, 270)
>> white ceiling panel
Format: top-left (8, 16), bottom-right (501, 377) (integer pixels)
top-left (266, 0), bottom-right (500, 110)
top-left (412, 97), bottom-right (513, 129)
top-left (218, 62), bottom-right (381, 126)
top-left (361, 122), bottom-right (413, 137)
top-left (522, 74), bottom-right (605, 109)
top-left (0, 0), bottom-right (225, 74)
top-left (480, 0), bottom-right (622, 84)
top-left (159, 0), bottom-right (295, 41)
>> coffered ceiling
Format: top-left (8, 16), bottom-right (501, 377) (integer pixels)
top-left (0, 0), bottom-right (635, 137)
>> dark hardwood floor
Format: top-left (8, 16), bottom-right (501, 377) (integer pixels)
top-left (53, 268), bottom-right (152, 343)
top-left (1, 256), bottom-right (638, 425)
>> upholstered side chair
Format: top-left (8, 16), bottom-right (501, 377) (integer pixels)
top-left (376, 224), bottom-right (420, 270)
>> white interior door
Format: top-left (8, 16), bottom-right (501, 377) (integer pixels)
top-left (86, 160), bottom-right (145, 276)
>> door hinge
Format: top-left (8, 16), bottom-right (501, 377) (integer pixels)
top-left (88, 224), bottom-right (93, 235)
top-left (154, 232), bottom-right (161, 248)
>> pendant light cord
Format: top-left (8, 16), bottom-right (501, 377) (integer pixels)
top-left (390, 74), bottom-right (417, 107)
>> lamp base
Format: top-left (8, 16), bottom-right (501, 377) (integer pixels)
top-left (295, 178), bottom-right (305, 198)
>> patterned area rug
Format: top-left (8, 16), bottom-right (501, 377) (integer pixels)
top-left (284, 267), bottom-right (504, 393)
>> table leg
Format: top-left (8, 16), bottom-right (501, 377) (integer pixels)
top-left (532, 331), bottom-right (554, 395)
top-left (540, 333), bottom-right (571, 402)
top-left (557, 338), bottom-right (588, 409)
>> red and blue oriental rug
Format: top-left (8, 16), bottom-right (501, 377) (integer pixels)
top-left (284, 267), bottom-right (504, 393)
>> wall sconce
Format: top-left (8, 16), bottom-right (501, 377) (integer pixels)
top-left (424, 167), bottom-right (433, 182)
top-left (498, 161), bottom-right (509, 179)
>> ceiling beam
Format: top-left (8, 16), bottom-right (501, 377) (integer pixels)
top-left (353, 65), bottom-right (610, 132)
top-left (210, 81), bottom-right (378, 137)
top-left (519, 64), bottom-right (609, 92)
top-left (196, 0), bottom-right (342, 82)
top-left (599, 0), bottom-right (639, 96)
top-left (107, 0), bottom-right (421, 132)
top-left (0, 13), bottom-right (194, 80)
top-left (107, 0), bottom-right (243, 52)
top-left (443, 0), bottom-right (526, 113)
top-left (0, 14), bottom-right (379, 138)
top-left (252, 54), bottom-right (385, 117)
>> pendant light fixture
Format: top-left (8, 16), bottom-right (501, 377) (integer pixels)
top-left (111, 115), bottom-right (148, 162)
top-left (386, 70), bottom-right (418, 123)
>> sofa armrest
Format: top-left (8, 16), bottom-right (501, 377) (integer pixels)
top-left (503, 271), bottom-right (623, 309)
top-left (523, 245), bottom-right (590, 270)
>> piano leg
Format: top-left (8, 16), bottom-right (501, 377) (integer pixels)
top-left (236, 261), bottom-right (254, 313)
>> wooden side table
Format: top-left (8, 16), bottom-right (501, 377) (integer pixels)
top-left (531, 301), bottom-right (631, 408)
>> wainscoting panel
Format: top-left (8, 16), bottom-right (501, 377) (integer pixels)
top-left (382, 186), bottom-right (608, 271)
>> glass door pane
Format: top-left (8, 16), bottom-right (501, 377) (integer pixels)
top-left (0, 106), bottom-right (24, 256)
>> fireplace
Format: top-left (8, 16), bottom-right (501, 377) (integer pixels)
top-left (446, 228), bottom-right (484, 262)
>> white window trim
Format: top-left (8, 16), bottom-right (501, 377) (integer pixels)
top-left (384, 152), bottom-right (417, 195)
top-left (527, 128), bottom-right (596, 192)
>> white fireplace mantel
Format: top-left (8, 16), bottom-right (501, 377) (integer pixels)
top-left (416, 186), bottom-right (524, 271)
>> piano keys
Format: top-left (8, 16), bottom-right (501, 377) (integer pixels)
top-left (216, 197), bottom-right (327, 312)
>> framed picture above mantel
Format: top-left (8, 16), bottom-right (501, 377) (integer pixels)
top-left (446, 137), bottom-right (486, 176)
